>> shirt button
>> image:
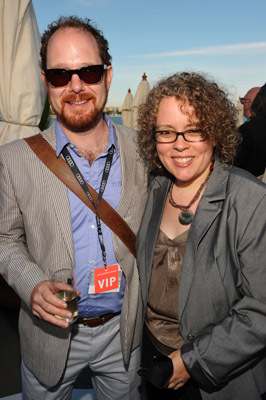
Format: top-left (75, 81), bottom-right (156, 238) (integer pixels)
top-left (89, 260), bottom-right (95, 265)
top-left (187, 334), bottom-right (195, 341)
top-left (70, 144), bottom-right (74, 149)
top-left (90, 224), bottom-right (95, 229)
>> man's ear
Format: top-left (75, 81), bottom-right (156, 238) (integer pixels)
top-left (105, 65), bottom-right (113, 91)
top-left (41, 70), bottom-right (49, 90)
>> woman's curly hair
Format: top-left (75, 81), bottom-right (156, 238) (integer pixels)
top-left (138, 72), bottom-right (241, 173)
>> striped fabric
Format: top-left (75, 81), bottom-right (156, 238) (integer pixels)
top-left (0, 122), bottom-right (148, 387)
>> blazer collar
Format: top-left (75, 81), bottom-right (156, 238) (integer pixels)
top-left (113, 123), bottom-right (138, 218)
top-left (41, 123), bottom-right (57, 149)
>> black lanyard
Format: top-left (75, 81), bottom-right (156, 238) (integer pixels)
top-left (62, 145), bottom-right (115, 267)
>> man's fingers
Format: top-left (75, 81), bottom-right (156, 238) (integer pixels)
top-left (30, 280), bottom-right (72, 327)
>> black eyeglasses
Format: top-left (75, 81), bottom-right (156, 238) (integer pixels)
top-left (154, 129), bottom-right (205, 143)
top-left (44, 64), bottom-right (107, 87)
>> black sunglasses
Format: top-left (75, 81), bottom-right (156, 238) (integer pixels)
top-left (44, 64), bottom-right (107, 87)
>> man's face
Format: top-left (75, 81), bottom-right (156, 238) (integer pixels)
top-left (242, 87), bottom-right (260, 119)
top-left (41, 27), bottom-right (112, 134)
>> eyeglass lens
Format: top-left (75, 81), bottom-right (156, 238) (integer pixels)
top-left (155, 130), bottom-right (204, 143)
top-left (45, 64), bottom-right (105, 87)
top-left (240, 97), bottom-right (250, 104)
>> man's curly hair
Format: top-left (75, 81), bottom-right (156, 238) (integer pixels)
top-left (40, 16), bottom-right (112, 71)
top-left (138, 72), bottom-right (241, 173)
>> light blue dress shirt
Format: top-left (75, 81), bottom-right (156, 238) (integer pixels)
top-left (55, 114), bottom-right (125, 317)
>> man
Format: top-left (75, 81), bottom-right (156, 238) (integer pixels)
top-left (0, 16), bottom-right (147, 399)
top-left (239, 86), bottom-right (260, 119)
top-left (235, 85), bottom-right (266, 177)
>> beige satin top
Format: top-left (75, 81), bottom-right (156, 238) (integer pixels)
top-left (145, 229), bottom-right (188, 355)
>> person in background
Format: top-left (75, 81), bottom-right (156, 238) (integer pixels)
top-left (0, 15), bottom-right (147, 400)
top-left (240, 86), bottom-right (260, 119)
top-left (234, 84), bottom-right (266, 177)
top-left (136, 72), bottom-right (266, 400)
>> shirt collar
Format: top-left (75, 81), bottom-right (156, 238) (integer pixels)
top-left (55, 113), bottom-right (118, 157)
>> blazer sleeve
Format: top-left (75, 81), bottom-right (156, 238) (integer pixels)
top-left (0, 146), bottom-right (48, 308)
top-left (181, 193), bottom-right (266, 388)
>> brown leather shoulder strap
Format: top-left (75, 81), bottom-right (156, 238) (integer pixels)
top-left (24, 133), bottom-right (136, 257)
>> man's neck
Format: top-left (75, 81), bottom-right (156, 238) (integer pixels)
top-left (61, 118), bottom-right (109, 164)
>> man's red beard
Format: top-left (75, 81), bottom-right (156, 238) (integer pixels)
top-left (49, 86), bottom-right (108, 133)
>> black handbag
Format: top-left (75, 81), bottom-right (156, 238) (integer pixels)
top-left (138, 352), bottom-right (173, 389)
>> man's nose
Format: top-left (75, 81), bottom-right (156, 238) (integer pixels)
top-left (69, 73), bottom-right (85, 93)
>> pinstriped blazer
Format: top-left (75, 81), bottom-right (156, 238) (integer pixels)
top-left (0, 122), bottom-right (148, 386)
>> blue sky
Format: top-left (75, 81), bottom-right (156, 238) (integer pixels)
top-left (32, 0), bottom-right (266, 107)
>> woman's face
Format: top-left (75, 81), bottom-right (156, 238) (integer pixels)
top-left (155, 96), bottom-right (214, 187)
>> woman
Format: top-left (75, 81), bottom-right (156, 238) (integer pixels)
top-left (136, 72), bottom-right (266, 400)
top-left (234, 83), bottom-right (266, 177)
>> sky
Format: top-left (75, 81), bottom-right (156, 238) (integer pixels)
top-left (32, 0), bottom-right (266, 107)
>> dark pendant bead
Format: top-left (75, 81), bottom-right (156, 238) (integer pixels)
top-left (178, 210), bottom-right (193, 225)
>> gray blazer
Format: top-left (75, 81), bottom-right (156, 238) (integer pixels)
top-left (0, 122), bottom-right (148, 386)
top-left (136, 160), bottom-right (266, 400)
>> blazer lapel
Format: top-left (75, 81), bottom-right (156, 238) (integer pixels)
top-left (146, 179), bottom-right (171, 269)
top-left (114, 124), bottom-right (136, 217)
top-left (141, 176), bottom-right (171, 303)
top-left (178, 161), bottom-right (229, 320)
top-left (40, 125), bottom-right (75, 262)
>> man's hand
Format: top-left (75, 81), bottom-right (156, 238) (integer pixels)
top-left (166, 349), bottom-right (190, 390)
top-left (30, 280), bottom-right (73, 328)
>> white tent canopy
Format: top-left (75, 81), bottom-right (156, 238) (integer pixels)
top-left (0, 0), bottom-right (46, 145)
top-left (122, 88), bottom-right (133, 127)
top-left (132, 73), bottom-right (150, 130)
